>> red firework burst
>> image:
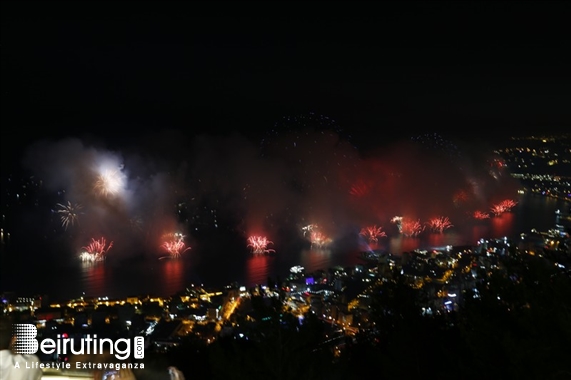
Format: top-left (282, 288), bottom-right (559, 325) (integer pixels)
top-left (81, 237), bottom-right (113, 262)
top-left (359, 225), bottom-right (387, 243)
top-left (400, 219), bottom-right (425, 237)
top-left (310, 231), bottom-right (331, 248)
top-left (247, 235), bottom-right (275, 254)
top-left (426, 216), bottom-right (453, 233)
top-left (490, 199), bottom-right (518, 216)
top-left (161, 232), bottom-right (191, 258)
top-left (473, 210), bottom-right (490, 220)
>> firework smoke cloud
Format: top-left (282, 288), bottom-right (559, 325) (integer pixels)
top-left (22, 137), bottom-right (185, 258)
top-left (20, 127), bottom-right (521, 259)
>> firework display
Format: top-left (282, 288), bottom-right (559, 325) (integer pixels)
top-left (426, 217), bottom-right (453, 233)
top-left (473, 210), bottom-right (491, 220)
top-left (18, 130), bottom-right (526, 264)
top-left (490, 199), bottom-right (518, 216)
top-left (56, 201), bottom-right (82, 230)
top-left (309, 230), bottom-right (331, 248)
top-left (3, 12), bottom-right (569, 380)
top-left (359, 225), bottom-right (387, 243)
top-left (94, 167), bottom-right (125, 197)
top-left (161, 232), bottom-right (191, 258)
top-left (301, 224), bottom-right (318, 236)
top-left (400, 218), bottom-right (425, 237)
top-left (80, 237), bottom-right (113, 262)
top-left (247, 235), bottom-right (275, 254)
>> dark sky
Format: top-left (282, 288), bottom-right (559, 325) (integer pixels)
top-left (1, 1), bottom-right (570, 160)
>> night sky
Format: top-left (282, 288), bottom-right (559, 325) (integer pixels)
top-left (2, 1), bottom-right (570, 159)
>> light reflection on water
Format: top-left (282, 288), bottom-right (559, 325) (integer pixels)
top-left (78, 256), bottom-right (191, 298)
top-left (245, 254), bottom-right (271, 287)
top-left (79, 261), bottom-right (108, 296)
top-left (299, 248), bottom-right (332, 272)
top-left (489, 212), bottom-right (515, 238)
top-left (161, 258), bottom-right (185, 295)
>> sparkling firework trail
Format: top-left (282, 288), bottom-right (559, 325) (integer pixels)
top-left (490, 204), bottom-right (505, 216)
top-left (499, 199), bottom-right (518, 210)
top-left (490, 199), bottom-right (518, 216)
top-left (473, 210), bottom-right (490, 220)
top-left (56, 201), bottom-right (82, 230)
top-left (359, 225), bottom-right (387, 243)
top-left (161, 232), bottom-right (191, 258)
top-left (80, 237), bottom-right (113, 262)
top-left (309, 230), bottom-right (331, 248)
top-left (426, 216), bottom-right (453, 233)
top-left (400, 218), bottom-right (425, 237)
top-left (247, 235), bottom-right (275, 254)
